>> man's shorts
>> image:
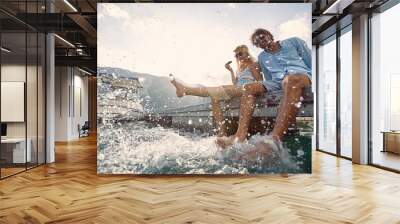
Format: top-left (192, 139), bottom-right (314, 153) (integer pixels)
top-left (261, 72), bottom-right (312, 93)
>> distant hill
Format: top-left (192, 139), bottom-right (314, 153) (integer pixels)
top-left (98, 67), bottom-right (210, 113)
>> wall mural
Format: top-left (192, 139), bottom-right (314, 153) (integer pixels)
top-left (97, 3), bottom-right (313, 174)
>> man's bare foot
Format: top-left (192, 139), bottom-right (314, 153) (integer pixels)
top-left (217, 130), bottom-right (227, 137)
top-left (253, 141), bottom-right (275, 156)
top-left (216, 124), bottom-right (227, 137)
top-left (216, 135), bottom-right (245, 149)
top-left (169, 74), bottom-right (185, 97)
top-left (216, 136), bottom-right (236, 149)
top-left (236, 140), bottom-right (275, 161)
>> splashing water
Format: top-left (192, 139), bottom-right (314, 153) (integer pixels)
top-left (98, 121), bottom-right (301, 174)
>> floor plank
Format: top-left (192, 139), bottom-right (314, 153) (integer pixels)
top-left (1, 135), bottom-right (400, 223)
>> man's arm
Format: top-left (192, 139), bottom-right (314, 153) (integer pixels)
top-left (249, 62), bottom-right (263, 81)
top-left (293, 37), bottom-right (311, 70)
top-left (258, 54), bottom-right (271, 81)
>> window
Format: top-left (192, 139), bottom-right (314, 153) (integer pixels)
top-left (339, 28), bottom-right (352, 158)
top-left (370, 3), bottom-right (400, 171)
top-left (0, 2), bottom-right (46, 179)
top-left (317, 36), bottom-right (337, 154)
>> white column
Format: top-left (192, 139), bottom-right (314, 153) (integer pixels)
top-left (45, 1), bottom-right (55, 163)
top-left (352, 14), bottom-right (369, 164)
top-left (46, 33), bottom-right (55, 163)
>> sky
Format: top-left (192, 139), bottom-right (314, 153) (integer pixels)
top-left (98, 3), bottom-right (311, 86)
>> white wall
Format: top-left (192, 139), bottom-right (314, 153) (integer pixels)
top-left (71, 73), bottom-right (89, 138)
top-left (55, 66), bottom-right (69, 141)
top-left (1, 63), bottom-right (46, 163)
top-left (1, 65), bottom-right (26, 140)
top-left (55, 67), bottom-right (89, 141)
top-left (1, 64), bottom-right (26, 82)
top-left (1, 65), bottom-right (35, 138)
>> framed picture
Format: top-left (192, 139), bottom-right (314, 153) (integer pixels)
top-left (97, 3), bottom-right (313, 174)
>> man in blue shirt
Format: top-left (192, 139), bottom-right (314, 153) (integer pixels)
top-left (217, 28), bottom-right (311, 149)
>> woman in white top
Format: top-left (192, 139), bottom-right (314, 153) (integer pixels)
top-left (170, 45), bottom-right (263, 137)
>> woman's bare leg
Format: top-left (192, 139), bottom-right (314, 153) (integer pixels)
top-left (210, 97), bottom-right (226, 136)
top-left (216, 82), bottom-right (267, 148)
top-left (170, 76), bottom-right (243, 98)
top-left (170, 76), bottom-right (245, 137)
top-left (222, 85), bottom-right (244, 98)
top-left (170, 78), bottom-right (209, 97)
top-left (235, 94), bottom-right (257, 141)
top-left (209, 86), bottom-right (243, 136)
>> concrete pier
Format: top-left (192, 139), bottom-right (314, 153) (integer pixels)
top-left (146, 88), bottom-right (314, 135)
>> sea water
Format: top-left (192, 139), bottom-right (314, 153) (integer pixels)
top-left (97, 120), bottom-right (304, 174)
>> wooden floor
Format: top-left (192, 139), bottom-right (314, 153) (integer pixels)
top-left (1, 135), bottom-right (400, 224)
top-left (372, 150), bottom-right (400, 171)
top-left (1, 167), bottom-right (26, 178)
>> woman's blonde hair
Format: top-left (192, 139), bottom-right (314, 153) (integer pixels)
top-left (233, 45), bottom-right (249, 54)
top-left (233, 45), bottom-right (255, 64)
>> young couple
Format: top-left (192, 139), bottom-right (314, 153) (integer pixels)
top-left (170, 28), bottom-right (311, 150)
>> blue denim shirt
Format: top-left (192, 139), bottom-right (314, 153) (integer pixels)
top-left (258, 37), bottom-right (311, 82)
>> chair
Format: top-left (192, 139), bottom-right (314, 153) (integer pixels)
top-left (79, 121), bottom-right (90, 138)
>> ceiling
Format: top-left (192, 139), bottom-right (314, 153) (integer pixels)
top-left (0, 0), bottom-right (392, 73)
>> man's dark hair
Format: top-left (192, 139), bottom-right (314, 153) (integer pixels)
top-left (251, 28), bottom-right (274, 46)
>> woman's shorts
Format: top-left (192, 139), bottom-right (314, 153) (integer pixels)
top-left (236, 79), bottom-right (255, 86)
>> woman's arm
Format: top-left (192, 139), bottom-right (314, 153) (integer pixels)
top-left (249, 62), bottom-right (263, 81)
top-left (225, 61), bottom-right (237, 84)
